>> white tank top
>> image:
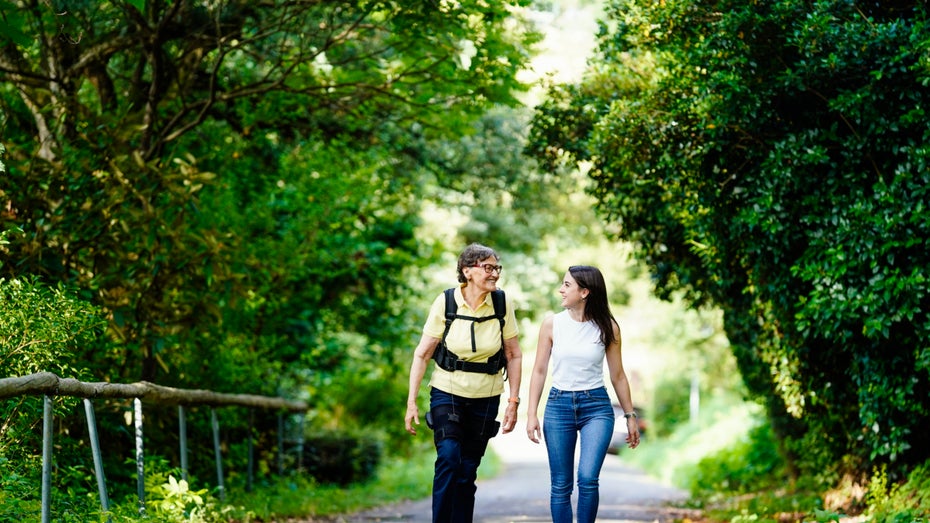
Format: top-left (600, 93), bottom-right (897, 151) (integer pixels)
top-left (550, 310), bottom-right (606, 391)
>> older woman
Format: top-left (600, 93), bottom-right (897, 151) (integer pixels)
top-left (405, 243), bottom-right (523, 523)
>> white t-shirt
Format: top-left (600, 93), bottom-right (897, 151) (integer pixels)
top-left (550, 310), bottom-right (606, 391)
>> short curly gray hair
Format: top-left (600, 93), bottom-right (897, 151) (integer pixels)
top-left (456, 243), bottom-right (500, 283)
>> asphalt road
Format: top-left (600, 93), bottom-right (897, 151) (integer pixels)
top-left (341, 431), bottom-right (695, 522)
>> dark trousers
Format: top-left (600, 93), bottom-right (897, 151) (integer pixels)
top-left (428, 388), bottom-right (500, 523)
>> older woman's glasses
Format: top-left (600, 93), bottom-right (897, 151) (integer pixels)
top-left (472, 263), bottom-right (503, 274)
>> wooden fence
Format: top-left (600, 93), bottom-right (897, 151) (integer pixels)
top-left (0, 372), bottom-right (310, 523)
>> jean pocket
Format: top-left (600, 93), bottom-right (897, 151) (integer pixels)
top-left (588, 387), bottom-right (610, 400)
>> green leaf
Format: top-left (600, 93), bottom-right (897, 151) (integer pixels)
top-left (125, 0), bottom-right (144, 12)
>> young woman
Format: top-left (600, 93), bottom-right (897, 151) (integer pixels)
top-left (526, 265), bottom-right (640, 523)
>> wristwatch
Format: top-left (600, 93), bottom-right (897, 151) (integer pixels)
top-left (623, 411), bottom-right (637, 419)
top-left (508, 397), bottom-right (520, 405)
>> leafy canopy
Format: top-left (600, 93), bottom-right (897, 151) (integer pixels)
top-left (0, 0), bottom-right (540, 390)
top-left (527, 0), bottom-right (930, 480)
top-left (0, 0), bottom-right (543, 498)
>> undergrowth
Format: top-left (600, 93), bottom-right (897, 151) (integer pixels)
top-left (225, 442), bottom-right (437, 520)
top-left (0, 441), bottom-right (439, 523)
top-left (623, 395), bottom-right (930, 523)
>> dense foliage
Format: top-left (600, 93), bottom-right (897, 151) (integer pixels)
top-left (1, 0), bottom-right (538, 391)
top-left (0, 274), bottom-right (104, 500)
top-left (0, 0), bottom-right (553, 516)
top-left (527, 0), bottom-right (930, 483)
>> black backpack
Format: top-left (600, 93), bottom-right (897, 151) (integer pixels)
top-left (431, 288), bottom-right (507, 375)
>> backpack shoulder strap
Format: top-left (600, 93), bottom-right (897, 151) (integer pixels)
top-left (490, 288), bottom-right (506, 347)
top-left (490, 289), bottom-right (506, 322)
top-left (441, 288), bottom-right (457, 341)
top-left (432, 288), bottom-right (509, 375)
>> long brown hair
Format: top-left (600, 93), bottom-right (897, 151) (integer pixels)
top-left (568, 265), bottom-right (617, 347)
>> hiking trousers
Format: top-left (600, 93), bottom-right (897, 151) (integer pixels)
top-left (428, 387), bottom-right (500, 523)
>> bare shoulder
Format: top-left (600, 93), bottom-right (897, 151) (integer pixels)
top-left (537, 312), bottom-right (555, 339)
top-left (540, 312), bottom-right (557, 330)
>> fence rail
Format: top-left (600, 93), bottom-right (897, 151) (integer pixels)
top-left (0, 371), bottom-right (308, 410)
top-left (0, 372), bottom-right (310, 523)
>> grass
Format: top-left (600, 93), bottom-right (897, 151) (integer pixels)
top-left (618, 394), bottom-right (926, 523)
top-left (222, 440), bottom-right (502, 521)
top-left (224, 448), bottom-right (434, 520)
top-left (620, 395), bottom-right (823, 521)
top-left (623, 395), bottom-right (765, 490)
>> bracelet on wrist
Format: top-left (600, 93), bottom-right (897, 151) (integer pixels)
top-left (623, 411), bottom-right (637, 419)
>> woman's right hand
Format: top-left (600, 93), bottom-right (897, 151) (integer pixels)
top-left (405, 404), bottom-right (420, 436)
top-left (526, 414), bottom-right (541, 443)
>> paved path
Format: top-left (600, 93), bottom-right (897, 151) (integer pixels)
top-left (341, 432), bottom-right (695, 522)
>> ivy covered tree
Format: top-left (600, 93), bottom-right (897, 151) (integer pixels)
top-left (528, 0), bottom-right (930, 482)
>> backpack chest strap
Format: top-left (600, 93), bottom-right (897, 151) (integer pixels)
top-left (434, 288), bottom-right (507, 374)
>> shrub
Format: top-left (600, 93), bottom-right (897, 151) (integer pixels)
top-left (304, 431), bottom-right (382, 486)
top-left (867, 461), bottom-right (930, 523)
top-left (0, 275), bottom-right (107, 521)
top-left (688, 421), bottom-right (785, 497)
top-left (651, 375), bottom-right (692, 438)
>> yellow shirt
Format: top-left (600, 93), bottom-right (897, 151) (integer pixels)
top-left (423, 285), bottom-right (519, 398)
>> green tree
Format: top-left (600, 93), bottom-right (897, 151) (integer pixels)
top-left (527, 0), bottom-right (930, 482)
top-left (0, 0), bottom-right (539, 390)
top-left (0, 0), bottom-right (542, 499)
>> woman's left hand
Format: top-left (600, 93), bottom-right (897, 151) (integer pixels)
top-left (501, 401), bottom-right (518, 434)
top-left (625, 417), bottom-right (641, 449)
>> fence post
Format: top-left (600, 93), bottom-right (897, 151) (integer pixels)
top-left (0, 372), bottom-right (310, 516)
top-left (41, 395), bottom-right (53, 523)
top-left (178, 405), bottom-right (189, 482)
top-left (211, 408), bottom-right (226, 501)
top-left (296, 413), bottom-right (305, 473)
top-left (134, 398), bottom-right (146, 515)
top-left (277, 414), bottom-right (284, 476)
top-left (247, 409), bottom-right (254, 492)
top-left (83, 399), bottom-right (111, 520)
top-left (690, 371), bottom-right (701, 423)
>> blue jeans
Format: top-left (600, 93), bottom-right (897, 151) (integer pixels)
top-left (429, 388), bottom-right (501, 523)
top-left (543, 387), bottom-right (615, 523)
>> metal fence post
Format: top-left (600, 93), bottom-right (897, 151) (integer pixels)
top-left (83, 399), bottom-right (111, 521)
top-left (211, 408), bottom-right (226, 501)
top-left (277, 413), bottom-right (284, 476)
top-left (0, 373), bottom-right (309, 518)
top-left (41, 395), bottom-right (53, 523)
top-left (296, 413), bottom-right (305, 473)
top-left (178, 405), bottom-right (189, 482)
top-left (133, 398), bottom-right (146, 515)
top-left (247, 409), bottom-right (254, 492)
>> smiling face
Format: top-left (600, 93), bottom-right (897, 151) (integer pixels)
top-left (465, 255), bottom-right (502, 293)
top-left (559, 271), bottom-right (588, 310)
